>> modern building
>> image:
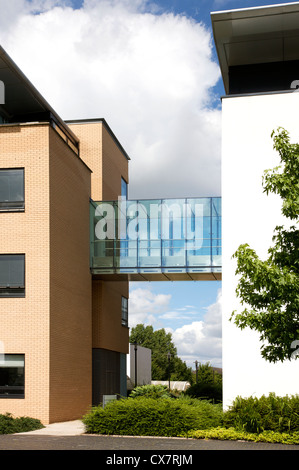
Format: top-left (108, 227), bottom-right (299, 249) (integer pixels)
top-left (212, 2), bottom-right (299, 408)
top-left (3, 1), bottom-right (299, 423)
top-left (0, 45), bottom-right (129, 423)
top-left (0, 46), bottom-right (221, 424)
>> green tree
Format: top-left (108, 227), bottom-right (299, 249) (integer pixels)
top-left (196, 362), bottom-right (222, 385)
top-left (231, 128), bottom-right (299, 363)
top-left (185, 363), bottom-right (222, 402)
top-left (130, 324), bottom-right (193, 382)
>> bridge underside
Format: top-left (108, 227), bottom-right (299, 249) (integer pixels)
top-left (91, 270), bottom-right (221, 282)
top-left (90, 198), bottom-right (222, 281)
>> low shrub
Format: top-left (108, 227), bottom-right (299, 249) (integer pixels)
top-left (129, 384), bottom-right (171, 399)
top-left (83, 396), bottom-right (223, 437)
top-left (187, 427), bottom-right (299, 445)
top-left (223, 393), bottom-right (299, 434)
top-left (0, 413), bottom-right (44, 434)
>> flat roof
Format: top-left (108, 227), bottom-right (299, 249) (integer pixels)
top-left (211, 2), bottom-right (299, 93)
top-left (65, 118), bottom-right (131, 161)
top-left (0, 46), bottom-right (79, 144)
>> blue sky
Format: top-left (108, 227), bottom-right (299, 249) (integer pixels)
top-left (1, 0), bottom-right (294, 368)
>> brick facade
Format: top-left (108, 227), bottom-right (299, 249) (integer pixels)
top-left (0, 118), bottom-right (129, 423)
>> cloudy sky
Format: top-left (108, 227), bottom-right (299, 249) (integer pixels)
top-left (0, 0), bottom-right (292, 369)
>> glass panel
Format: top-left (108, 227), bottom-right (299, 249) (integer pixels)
top-left (126, 201), bottom-right (140, 241)
top-left (162, 239), bottom-right (186, 267)
top-left (92, 240), bottom-right (114, 268)
top-left (139, 239), bottom-right (161, 267)
top-left (90, 198), bottom-right (222, 274)
top-left (186, 239), bottom-right (211, 267)
top-left (187, 198), bottom-right (211, 216)
top-left (116, 240), bottom-right (137, 268)
top-left (94, 201), bottom-right (116, 240)
top-left (0, 354), bottom-right (25, 398)
top-left (212, 197), bottom-right (221, 217)
top-left (161, 199), bottom-right (185, 240)
top-left (121, 177), bottom-right (128, 200)
top-left (212, 239), bottom-right (222, 266)
top-left (212, 214), bottom-right (221, 240)
top-left (0, 169), bottom-right (24, 209)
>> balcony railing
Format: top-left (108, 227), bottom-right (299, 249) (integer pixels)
top-left (90, 197), bottom-right (221, 281)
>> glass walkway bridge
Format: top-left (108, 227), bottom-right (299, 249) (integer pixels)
top-left (90, 197), bottom-right (221, 281)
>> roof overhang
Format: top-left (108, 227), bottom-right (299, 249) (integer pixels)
top-left (211, 2), bottom-right (299, 94)
top-left (0, 45), bottom-right (78, 145)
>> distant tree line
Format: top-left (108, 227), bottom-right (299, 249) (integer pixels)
top-left (130, 324), bottom-right (193, 382)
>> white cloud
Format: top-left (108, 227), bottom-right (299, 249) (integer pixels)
top-left (168, 289), bottom-right (222, 367)
top-left (0, 0), bottom-right (221, 199)
top-left (129, 286), bottom-right (222, 367)
top-left (128, 287), bottom-right (171, 327)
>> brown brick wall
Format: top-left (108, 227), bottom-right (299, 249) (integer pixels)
top-left (48, 126), bottom-right (92, 422)
top-left (67, 122), bottom-right (103, 200)
top-left (0, 119), bottom-right (130, 423)
top-left (67, 120), bottom-right (129, 201)
top-left (92, 280), bottom-right (129, 354)
top-left (0, 123), bottom-right (93, 424)
top-left (101, 123), bottom-right (129, 200)
top-left (68, 120), bottom-right (130, 356)
top-left (0, 124), bottom-right (51, 423)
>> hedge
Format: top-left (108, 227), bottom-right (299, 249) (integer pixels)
top-left (0, 413), bottom-right (44, 434)
top-left (83, 396), bottom-right (223, 437)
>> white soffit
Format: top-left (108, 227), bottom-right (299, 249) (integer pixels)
top-left (211, 2), bottom-right (299, 93)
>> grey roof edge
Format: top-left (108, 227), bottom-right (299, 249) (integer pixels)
top-left (210, 1), bottom-right (299, 94)
top-left (210, 1), bottom-right (299, 20)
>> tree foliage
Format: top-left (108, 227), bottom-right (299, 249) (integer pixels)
top-left (195, 362), bottom-right (222, 385)
top-left (185, 362), bottom-right (222, 403)
top-left (129, 324), bottom-right (193, 382)
top-left (231, 128), bottom-right (299, 362)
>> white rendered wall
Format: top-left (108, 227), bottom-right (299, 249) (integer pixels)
top-left (222, 91), bottom-right (299, 409)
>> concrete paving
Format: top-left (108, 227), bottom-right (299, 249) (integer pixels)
top-left (19, 420), bottom-right (86, 436)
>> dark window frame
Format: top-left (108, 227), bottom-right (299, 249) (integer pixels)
top-left (0, 354), bottom-right (25, 399)
top-left (0, 168), bottom-right (25, 212)
top-left (121, 296), bottom-right (128, 327)
top-left (0, 254), bottom-right (25, 298)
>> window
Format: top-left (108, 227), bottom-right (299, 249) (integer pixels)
top-left (121, 296), bottom-right (128, 327)
top-left (0, 254), bottom-right (25, 297)
top-left (0, 354), bottom-right (25, 398)
top-left (0, 168), bottom-right (24, 211)
top-left (121, 177), bottom-right (128, 200)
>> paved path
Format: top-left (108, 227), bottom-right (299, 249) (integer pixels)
top-left (0, 433), bottom-right (299, 451)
